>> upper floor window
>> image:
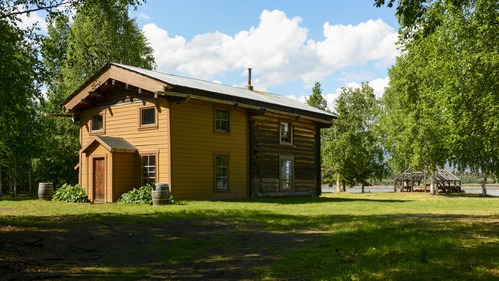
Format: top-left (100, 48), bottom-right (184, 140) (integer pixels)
top-left (91, 114), bottom-right (104, 133)
top-left (140, 107), bottom-right (156, 129)
top-left (279, 121), bottom-right (293, 144)
top-left (214, 109), bottom-right (230, 133)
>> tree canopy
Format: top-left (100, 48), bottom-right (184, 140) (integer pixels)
top-left (325, 83), bottom-right (386, 191)
top-left (0, 0), bottom-right (155, 193)
top-left (306, 81), bottom-right (329, 112)
top-left (378, 0), bottom-right (498, 192)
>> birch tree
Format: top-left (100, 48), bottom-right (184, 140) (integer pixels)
top-left (377, 0), bottom-right (498, 195)
top-left (327, 83), bottom-right (386, 192)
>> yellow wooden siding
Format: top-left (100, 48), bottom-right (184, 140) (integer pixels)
top-left (80, 152), bottom-right (88, 194)
top-left (78, 98), bottom-right (170, 194)
top-left (112, 152), bottom-right (137, 201)
top-left (170, 100), bottom-right (248, 200)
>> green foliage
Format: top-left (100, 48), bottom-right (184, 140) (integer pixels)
top-left (36, 0), bottom-right (155, 187)
top-left (61, 1), bottom-right (155, 93)
top-left (117, 185), bottom-right (153, 204)
top-left (52, 183), bottom-right (87, 203)
top-left (379, 0), bottom-right (499, 183)
top-left (306, 81), bottom-right (329, 112)
top-left (1, 1), bottom-right (145, 21)
top-left (0, 14), bottom-right (44, 195)
top-left (325, 83), bottom-right (387, 189)
top-left (0, 0), bottom-right (152, 193)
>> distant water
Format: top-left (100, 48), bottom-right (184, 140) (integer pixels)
top-left (322, 185), bottom-right (499, 196)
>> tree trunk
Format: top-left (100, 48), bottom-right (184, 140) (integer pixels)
top-left (336, 174), bottom-right (341, 193)
top-left (13, 160), bottom-right (17, 197)
top-left (361, 184), bottom-right (365, 193)
top-left (430, 176), bottom-right (436, 195)
top-left (29, 170), bottom-right (32, 195)
top-left (0, 157), bottom-right (2, 196)
top-left (481, 175), bottom-right (487, 196)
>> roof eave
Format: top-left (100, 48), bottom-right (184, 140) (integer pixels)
top-left (158, 90), bottom-right (334, 125)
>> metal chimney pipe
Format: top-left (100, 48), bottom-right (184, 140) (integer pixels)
top-left (246, 68), bottom-right (254, 91)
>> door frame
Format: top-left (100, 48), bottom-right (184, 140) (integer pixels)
top-left (91, 155), bottom-right (106, 202)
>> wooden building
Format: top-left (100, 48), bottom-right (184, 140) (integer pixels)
top-left (394, 167), bottom-right (461, 193)
top-left (63, 63), bottom-right (334, 202)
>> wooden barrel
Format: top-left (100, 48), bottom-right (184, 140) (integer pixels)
top-left (38, 182), bottom-right (54, 200)
top-left (152, 183), bottom-right (170, 206)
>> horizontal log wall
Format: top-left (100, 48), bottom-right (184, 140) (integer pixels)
top-left (250, 112), bottom-right (318, 196)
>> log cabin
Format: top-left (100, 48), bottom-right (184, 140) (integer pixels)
top-left (63, 63), bottom-right (335, 202)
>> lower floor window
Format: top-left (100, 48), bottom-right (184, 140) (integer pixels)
top-left (141, 155), bottom-right (156, 186)
top-left (280, 156), bottom-right (294, 190)
top-left (215, 154), bottom-right (229, 191)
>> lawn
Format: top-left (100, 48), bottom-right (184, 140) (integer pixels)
top-left (1, 193), bottom-right (498, 280)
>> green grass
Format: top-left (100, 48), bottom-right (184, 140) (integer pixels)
top-left (1, 193), bottom-right (498, 280)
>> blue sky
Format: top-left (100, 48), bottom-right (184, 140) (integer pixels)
top-left (131, 0), bottom-right (400, 109)
top-left (23, 0), bottom-right (400, 110)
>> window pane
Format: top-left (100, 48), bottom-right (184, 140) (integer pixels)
top-left (280, 159), bottom-right (293, 190)
top-left (215, 155), bottom-right (229, 190)
top-left (141, 108), bottom-right (155, 125)
top-left (141, 155), bottom-right (156, 186)
top-left (91, 115), bottom-right (103, 131)
top-left (215, 109), bottom-right (229, 132)
top-left (280, 122), bottom-right (292, 143)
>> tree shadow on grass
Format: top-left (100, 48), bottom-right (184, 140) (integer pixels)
top-left (226, 196), bottom-right (412, 205)
top-left (0, 194), bottom-right (40, 201)
top-left (0, 209), bottom-right (497, 280)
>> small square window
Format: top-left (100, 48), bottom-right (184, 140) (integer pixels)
top-left (214, 109), bottom-right (229, 133)
top-left (91, 114), bottom-right (103, 132)
top-left (280, 122), bottom-right (293, 144)
top-left (141, 107), bottom-right (156, 127)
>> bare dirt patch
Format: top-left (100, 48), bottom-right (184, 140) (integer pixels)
top-left (0, 215), bottom-right (321, 280)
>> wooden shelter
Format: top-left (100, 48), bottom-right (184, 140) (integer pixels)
top-left (394, 167), bottom-right (461, 193)
top-left (394, 168), bottom-right (427, 192)
top-left (63, 63), bottom-right (335, 202)
top-left (432, 167), bottom-right (462, 193)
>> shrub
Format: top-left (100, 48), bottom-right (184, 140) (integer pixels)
top-left (52, 184), bottom-right (87, 203)
top-left (117, 184), bottom-right (153, 204)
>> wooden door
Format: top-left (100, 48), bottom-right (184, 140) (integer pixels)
top-left (93, 157), bottom-right (105, 202)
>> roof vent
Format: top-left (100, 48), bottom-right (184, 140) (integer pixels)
top-left (246, 68), bottom-right (254, 91)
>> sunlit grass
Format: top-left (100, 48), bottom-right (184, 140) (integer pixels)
top-left (1, 192), bottom-right (497, 280)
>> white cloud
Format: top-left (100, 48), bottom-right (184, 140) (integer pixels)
top-left (142, 10), bottom-right (398, 90)
top-left (369, 77), bottom-right (390, 98)
top-left (138, 13), bottom-right (150, 20)
top-left (18, 11), bottom-right (47, 31)
top-left (317, 19), bottom-right (397, 69)
top-left (319, 77), bottom-right (389, 111)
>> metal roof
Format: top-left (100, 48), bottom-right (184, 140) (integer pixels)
top-left (111, 63), bottom-right (335, 120)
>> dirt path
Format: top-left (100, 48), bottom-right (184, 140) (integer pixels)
top-left (0, 215), bottom-right (318, 280)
